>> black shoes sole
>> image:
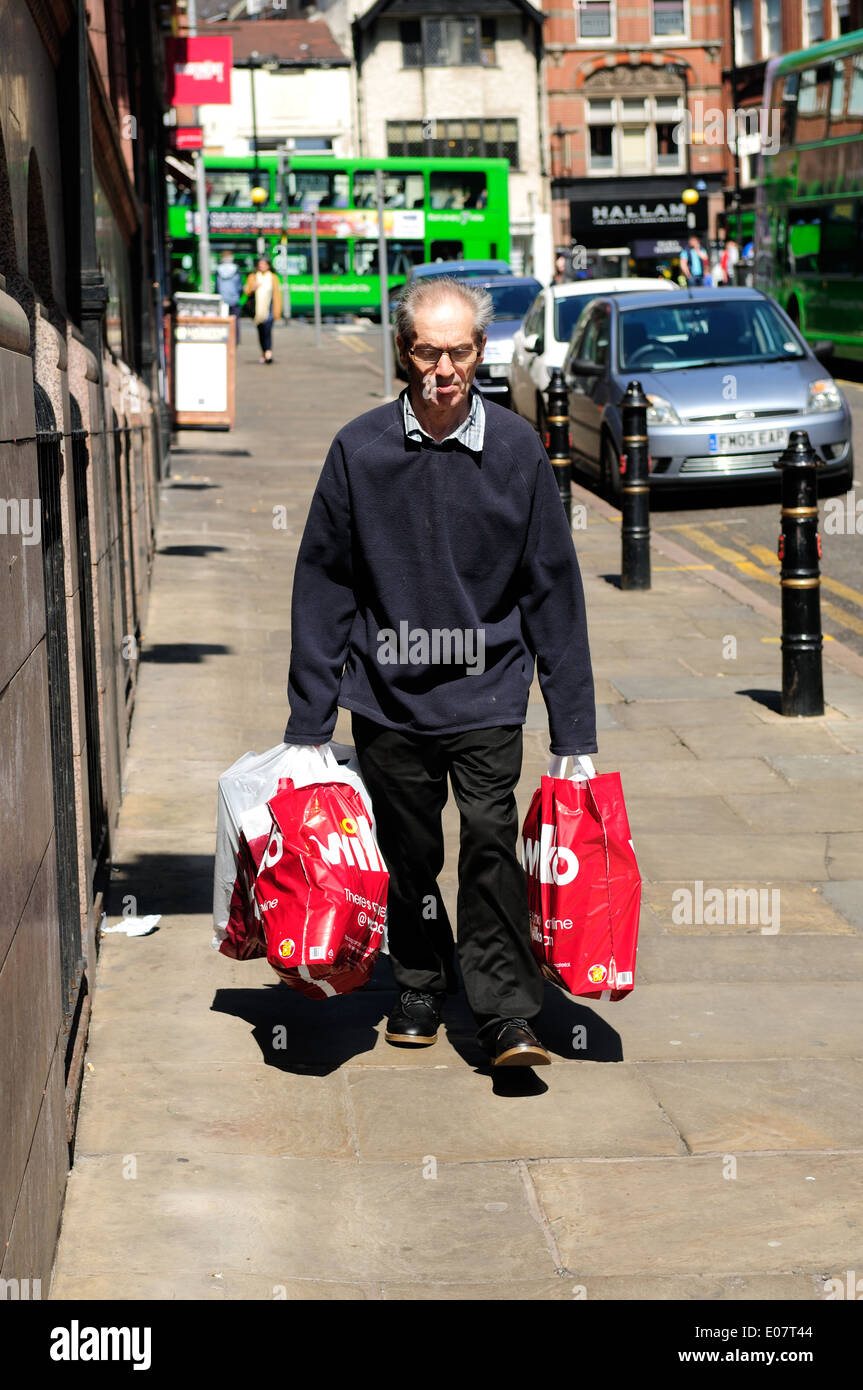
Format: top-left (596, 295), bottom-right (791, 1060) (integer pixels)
top-left (384, 1027), bottom-right (438, 1046)
top-left (493, 1040), bottom-right (552, 1067)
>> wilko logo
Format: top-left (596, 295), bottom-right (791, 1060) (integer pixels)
top-left (587, 964), bottom-right (607, 984)
top-left (278, 938), bottom-right (295, 959)
top-left (522, 824), bottom-right (579, 885)
top-left (308, 814), bottom-right (386, 872)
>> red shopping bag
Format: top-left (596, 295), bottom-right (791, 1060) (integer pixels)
top-left (251, 779), bottom-right (388, 999)
top-left (521, 772), bottom-right (640, 1000)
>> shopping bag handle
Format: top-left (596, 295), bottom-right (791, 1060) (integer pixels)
top-left (547, 754), bottom-right (596, 781)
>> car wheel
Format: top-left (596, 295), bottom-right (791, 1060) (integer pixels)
top-left (601, 433), bottom-right (622, 506)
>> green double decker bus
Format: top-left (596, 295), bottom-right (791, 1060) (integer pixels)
top-left (755, 28), bottom-right (863, 359)
top-left (167, 154), bottom-right (511, 318)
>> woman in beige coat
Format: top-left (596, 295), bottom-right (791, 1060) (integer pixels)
top-left (243, 258), bottom-right (283, 363)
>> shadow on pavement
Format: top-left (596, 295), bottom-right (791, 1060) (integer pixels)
top-left (157, 544), bottom-right (227, 557)
top-left (140, 643), bottom-right (232, 663)
top-left (738, 686), bottom-right (782, 714)
top-left (106, 853), bottom-right (215, 916)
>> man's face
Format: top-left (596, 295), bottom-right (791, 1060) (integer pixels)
top-left (397, 295), bottom-right (485, 412)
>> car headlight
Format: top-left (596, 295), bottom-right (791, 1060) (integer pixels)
top-left (646, 394), bottom-right (682, 426)
top-left (806, 378), bottom-right (843, 413)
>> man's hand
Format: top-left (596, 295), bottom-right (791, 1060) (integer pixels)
top-left (547, 753), bottom-right (596, 781)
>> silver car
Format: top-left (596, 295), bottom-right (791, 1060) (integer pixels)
top-left (561, 288), bottom-right (854, 501)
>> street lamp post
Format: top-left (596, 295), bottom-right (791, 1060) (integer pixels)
top-left (187, 0), bottom-right (211, 292)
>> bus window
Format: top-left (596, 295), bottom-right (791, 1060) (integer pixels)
top-left (796, 64), bottom-right (831, 143)
top-left (281, 240), bottom-right (350, 275)
top-left (821, 201), bottom-right (858, 274)
top-left (353, 240), bottom-right (426, 276)
top-left (206, 169), bottom-right (270, 207)
top-left (353, 172), bottom-right (425, 210)
top-left (777, 72), bottom-right (799, 148)
top-left (428, 171), bottom-right (487, 210)
top-left (429, 241), bottom-right (465, 260)
top-left (286, 170), bottom-right (350, 209)
top-left (849, 53), bottom-right (863, 119)
top-left (787, 207), bottom-right (823, 274)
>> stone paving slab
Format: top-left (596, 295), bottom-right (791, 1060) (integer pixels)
top-left (52, 1154), bottom-right (555, 1285)
top-left (346, 1064), bottom-right (684, 1162)
top-left (529, 1153), bottom-right (863, 1277)
top-left (74, 1061), bottom-right (355, 1159)
top-left (380, 1273), bottom-right (826, 1301)
top-left (51, 1272), bottom-right (376, 1300)
top-left (820, 881), bottom-right (863, 930)
top-left (534, 982), bottom-right (863, 1062)
top-left (632, 831), bottom-right (829, 881)
top-left (636, 935), bottom-right (863, 982)
top-left (638, 1058), bottom-right (863, 1151)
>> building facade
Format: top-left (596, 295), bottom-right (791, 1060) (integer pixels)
top-left (544, 0), bottom-right (726, 277)
top-left (0, 0), bottom-right (169, 1287)
top-left (350, 0), bottom-right (553, 277)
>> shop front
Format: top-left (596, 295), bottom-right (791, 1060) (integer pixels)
top-left (560, 176), bottom-right (720, 280)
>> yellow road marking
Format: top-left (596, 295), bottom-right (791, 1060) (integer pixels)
top-left (762, 634), bottom-right (835, 641)
top-left (677, 524), bottom-right (863, 638)
top-left (654, 564), bottom-right (716, 571)
top-left (746, 540), bottom-right (863, 612)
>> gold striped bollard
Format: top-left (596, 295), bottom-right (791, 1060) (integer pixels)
top-left (621, 379), bottom-right (651, 590)
top-left (774, 429), bottom-right (824, 716)
top-left (545, 366), bottom-right (572, 525)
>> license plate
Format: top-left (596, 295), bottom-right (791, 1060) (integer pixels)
top-left (708, 427), bottom-right (788, 454)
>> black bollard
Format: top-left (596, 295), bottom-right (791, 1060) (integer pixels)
top-left (620, 379), bottom-right (651, 590)
top-left (545, 366), bottom-right (572, 525)
top-left (774, 429), bottom-right (824, 716)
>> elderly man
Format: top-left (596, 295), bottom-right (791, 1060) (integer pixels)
top-left (285, 277), bottom-right (596, 1068)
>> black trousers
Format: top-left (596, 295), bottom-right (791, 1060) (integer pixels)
top-left (351, 712), bottom-right (544, 1045)
top-left (256, 316), bottom-right (273, 354)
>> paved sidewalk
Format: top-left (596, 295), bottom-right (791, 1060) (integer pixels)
top-left (51, 323), bottom-right (863, 1301)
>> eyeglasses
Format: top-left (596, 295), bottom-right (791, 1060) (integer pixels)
top-left (408, 343), bottom-right (478, 366)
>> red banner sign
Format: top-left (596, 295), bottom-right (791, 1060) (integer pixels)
top-left (166, 37), bottom-right (232, 106)
top-left (174, 126), bottom-right (204, 150)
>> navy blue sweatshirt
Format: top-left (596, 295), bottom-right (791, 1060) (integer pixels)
top-left (285, 391), bottom-right (597, 756)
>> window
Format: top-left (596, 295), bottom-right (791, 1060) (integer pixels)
top-left (821, 201), bottom-right (857, 274)
top-left (804, 0), bottom-right (824, 44)
top-left (581, 307), bottom-right (610, 367)
top-left (761, 0), bottom-right (782, 55)
top-left (586, 94), bottom-right (684, 175)
top-left (653, 1), bottom-right (685, 37)
top-left (797, 63), bottom-right (832, 142)
top-left (285, 169), bottom-right (350, 209)
top-left (353, 171), bottom-right (424, 210)
top-left (388, 120), bottom-right (518, 168)
top-left (205, 169), bottom-right (269, 207)
top-left (837, 0), bottom-right (853, 35)
top-left (428, 170), bottom-right (488, 210)
top-left (281, 240), bottom-right (350, 276)
top-left (787, 206), bottom-right (823, 274)
top-left (777, 72), bottom-right (799, 147)
top-left (353, 240), bottom-right (427, 277)
top-left (735, 0), bottom-right (755, 63)
top-left (401, 14), bottom-right (495, 67)
top-left (578, 2), bottom-right (613, 40)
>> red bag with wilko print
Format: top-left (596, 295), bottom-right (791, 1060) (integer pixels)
top-left (214, 743), bottom-right (387, 998)
top-left (521, 767), bottom-right (640, 1001)
top-left (255, 780), bottom-right (387, 998)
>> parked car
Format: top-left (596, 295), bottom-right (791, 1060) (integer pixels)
top-left (470, 276), bottom-right (543, 404)
top-left (508, 278), bottom-right (679, 431)
top-left (559, 287), bottom-right (853, 501)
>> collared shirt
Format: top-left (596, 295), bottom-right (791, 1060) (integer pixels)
top-left (402, 384), bottom-right (486, 452)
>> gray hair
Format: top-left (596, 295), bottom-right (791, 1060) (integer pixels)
top-left (395, 275), bottom-right (493, 348)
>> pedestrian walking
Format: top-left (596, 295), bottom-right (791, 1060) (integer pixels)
top-left (680, 234), bottom-right (708, 287)
top-left (285, 276), bottom-right (597, 1068)
top-left (215, 249), bottom-right (243, 343)
top-left (720, 236), bottom-right (741, 287)
top-left (243, 257), bottom-right (282, 363)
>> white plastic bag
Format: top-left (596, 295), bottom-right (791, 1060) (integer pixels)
top-left (213, 740), bottom-right (387, 951)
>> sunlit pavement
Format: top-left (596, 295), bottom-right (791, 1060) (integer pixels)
top-left (50, 322), bottom-right (863, 1301)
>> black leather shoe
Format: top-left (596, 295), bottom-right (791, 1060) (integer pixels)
top-left (385, 989), bottom-right (445, 1046)
top-left (491, 1018), bottom-right (551, 1067)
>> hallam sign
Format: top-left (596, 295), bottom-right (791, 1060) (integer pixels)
top-left (166, 37), bottom-right (232, 106)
